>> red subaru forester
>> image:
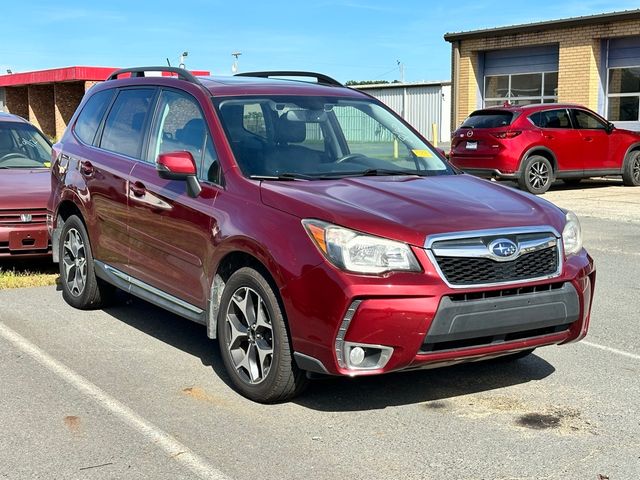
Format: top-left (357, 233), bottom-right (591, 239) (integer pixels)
top-left (449, 104), bottom-right (640, 194)
top-left (48, 68), bottom-right (595, 402)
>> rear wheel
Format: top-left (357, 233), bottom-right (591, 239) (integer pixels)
top-left (59, 215), bottom-right (115, 309)
top-left (518, 156), bottom-right (554, 194)
top-left (622, 150), bottom-right (640, 186)
top-left (217, 267), bottom-right (308, 403)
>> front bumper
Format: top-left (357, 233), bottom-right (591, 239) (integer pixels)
top-left (0, 224), bottom-right (51, 258)
top-left (284, 248), bottom-right (595, 377)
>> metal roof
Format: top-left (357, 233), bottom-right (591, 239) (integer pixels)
top-left (353, 80), bottom-right (451, 90)
top-left (444, 9), bottom-right (640, 42)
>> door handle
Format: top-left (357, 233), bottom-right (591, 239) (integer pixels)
top-left (544, 135), bottom-right (554, 140)
top-left (583, 137), bottom-right (593, 142)
top-left (80, 161), bottom-right (94, 176)
top-left (130, 181), bottom-right (146, 197)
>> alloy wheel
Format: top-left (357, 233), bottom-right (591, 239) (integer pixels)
top-left (62, 228), bottom-right (87, 297)
top-left (633, 155), bottom-right (640, 183)
top-left (225, 287), bottom-right (274, 385)
top-left (528, 161), bottom-right (550, 190)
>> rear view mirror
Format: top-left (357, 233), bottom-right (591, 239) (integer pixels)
top-left (285, 110), bottom-right (328, 123)
top-left (156, 151), bottom-right (202, 198)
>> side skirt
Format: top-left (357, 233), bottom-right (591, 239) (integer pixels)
top-left (94, 260), bottom-right (206, 325)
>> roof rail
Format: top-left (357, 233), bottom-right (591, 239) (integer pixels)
top-left (107, 66), bottom-right (203, 86)
top-left (235, 71), bottom-right (343, 87)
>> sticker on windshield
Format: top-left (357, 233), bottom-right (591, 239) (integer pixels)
top-left (412, 149), bottom-right (433, 158)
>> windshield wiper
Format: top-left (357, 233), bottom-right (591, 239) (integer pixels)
top-left (250, 172), bottom-right (315, 181)
top-left (358, 168), bottom-right (429, 177)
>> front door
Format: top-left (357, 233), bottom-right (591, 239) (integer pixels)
top-left (127, 88), bottom-right (221, 309)
top-left (571, 109), bottom-right (612, 171)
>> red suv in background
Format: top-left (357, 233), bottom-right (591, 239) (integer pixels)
top-left (449, 104), bottom-right (640, 194)
top-left (0, 113), bottom-right (52, 259)
top-left (48, 68), bottom-right (595, 402)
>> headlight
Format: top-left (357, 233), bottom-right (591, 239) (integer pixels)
top-left (302, 219), bottom-right (421, 274)
top-left (562, 211), bottom-right (582, 256)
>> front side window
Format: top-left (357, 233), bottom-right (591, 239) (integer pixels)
top-left (0, 123), bottom-right (52, 169)
top-left (572, 109), bottom-right (607, 130)
top-left (607, 67), bottom-right (640, 122)
top-left (149, 89), bottom-right (219, 183)
top-left (74, 89), bottom-right (115, 145)
top-left (100, 88), bottom-right (155, 159)
top-left (529, 109), bottom-right (571, 129)
top-left (484, 72), bottom-right (558, 107)
top-left (214, 96), bottom-right (452, 179)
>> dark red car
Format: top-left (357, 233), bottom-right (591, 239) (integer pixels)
top-left (48, 68), bottom-right (595, 402)
top-left (0, 113), bottom-right (52, 258)
top-left (449, 104), bottom-right (640, 194)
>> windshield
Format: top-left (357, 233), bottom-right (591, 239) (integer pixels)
top-left (0, 123), bottom-right (52, 169)
top-left (461, 111), bottom-right (515, 129)
top-left (213, 96), bottom-right (453, 179)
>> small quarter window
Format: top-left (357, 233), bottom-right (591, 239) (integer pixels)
top-left (74, 89), bottom-right (114, 145)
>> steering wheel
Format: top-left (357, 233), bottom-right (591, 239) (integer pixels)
top-left (0, 153), bottom-right (29, 164)
top-left (336, 153), bottom-right (368, 164)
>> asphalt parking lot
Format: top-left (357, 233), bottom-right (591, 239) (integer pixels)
top-left (0, 180), bottom-right (639, 480)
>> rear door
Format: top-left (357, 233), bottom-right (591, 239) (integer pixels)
top-left (571, 109), bottom-right (612, 171)
top-left (127, 88), bottom-right (220, 309)
top-left (529, 108), bottom-right (583, 172)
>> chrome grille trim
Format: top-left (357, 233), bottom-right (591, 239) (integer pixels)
top-left (424, 226), bottom-right (564, 289)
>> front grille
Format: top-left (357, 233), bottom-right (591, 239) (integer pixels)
top-left (435, 247), bottom-right (558, 286)
top-left (0, 209), bottom-right (47, 226)
top-left (449, 281), bottom-right (565, 302)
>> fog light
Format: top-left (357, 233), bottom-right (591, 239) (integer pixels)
top-left (349, 346), bottom-right (366, 366)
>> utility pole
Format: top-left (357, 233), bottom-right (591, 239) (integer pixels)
top-left (231, 52), bottom-right (242, 74)
top-left (397, 60), bottom-right (405, 83)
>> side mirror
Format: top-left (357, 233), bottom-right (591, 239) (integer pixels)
top-left (156, 151), bottom-right (202, 198)
top-left (435, 147), bottom-right (447, 158)
top-left (606, 122), bottom-right (615, 134)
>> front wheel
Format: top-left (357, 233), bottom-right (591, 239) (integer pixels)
top-left (622, 150), bottom-right (640, 186)
top-left (217, 267), bottom-right (308, 403)
top-left (59, 215), bottom-right (115, 309)
top-left (518, 156), bottom-right (554, 194)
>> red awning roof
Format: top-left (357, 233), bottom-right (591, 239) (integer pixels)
top-left (0, 66), bottom-right (211, 87)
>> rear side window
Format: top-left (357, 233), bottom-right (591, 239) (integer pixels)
top-left (100, 89), bottom-right (155, 159)
top-left (461, 111), bottom-right (514, 129)
top-left (529, 109), bottom-right (572, 128)
top-left (74, 89), bottom-right (114, 145)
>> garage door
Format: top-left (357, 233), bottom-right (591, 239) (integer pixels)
top-left (607, 37), bottom-right (640, 128)
top-left (482, 45), bottom-right (559, 107)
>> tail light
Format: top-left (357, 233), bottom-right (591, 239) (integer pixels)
top-left (491, 131), bottom-right (521, 139)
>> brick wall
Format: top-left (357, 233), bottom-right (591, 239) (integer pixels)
top-left (5, 86), bottom-right (28, 120)
top-left (452, 18), bottom-right (640, 127)
top-left (28, 85), bottom-right (55, 139)
top-left (54, 83), bottom-right (85, 140)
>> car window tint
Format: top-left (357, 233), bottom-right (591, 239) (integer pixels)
top-left (101, 89), bottom-right (155, 158)
top-left (461, 111), bottom-right (514, 128)
top-left (150, 89), bottom-right (219, 183)
top-left (242, 103), bottom-right (268, 139)
top-left (74, 89), bottom-right (114, 145)
top-left (573, 109), bottom-right (606, 130)
top-left (531, 109), bottom-right (571, 128)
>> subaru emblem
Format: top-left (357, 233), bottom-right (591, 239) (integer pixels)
top-left (20, 214), bottom-right (32, 223)
top-left (489, 238), bottom-right (518, 259)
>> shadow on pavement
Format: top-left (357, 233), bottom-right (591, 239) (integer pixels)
top-left (101, 293), bottom-right (557, 410)
top-left (499, 177), bottom-right (624, 193)
top-left (0, 258), bottom-right (57, 275)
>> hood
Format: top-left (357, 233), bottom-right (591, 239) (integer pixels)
top-left (260, 174), bottom-right (566, 246)
top-left (0, 169), bottom-right (51, 210)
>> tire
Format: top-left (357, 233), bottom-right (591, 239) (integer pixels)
top-left (59, 215), bottom-right (115, 310)
top-left (562, 178), bottom-right (582, 186)
top-left (622, 150), bottom-right (640, 186)
top-left (518, 155), bottom-right (554, 194)
top-left (217, 267), bottom-right (308, 403)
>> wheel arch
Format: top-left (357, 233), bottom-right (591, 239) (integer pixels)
top-left (519, 146), bottom-right (557, 173)
top-left (52, 193), bottom-right (91, 263)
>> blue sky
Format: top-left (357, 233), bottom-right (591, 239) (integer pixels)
top-left (1, 0), bottom-right (638, 83)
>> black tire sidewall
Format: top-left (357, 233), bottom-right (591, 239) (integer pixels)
top-left (623, 151), bottom-right (640, 186)
top-left (59, 215), bottom-right (100, 309)
top-left (217, 267), bottom-right (294, 402)
top-left (519, 156), bottom-right (553, 194)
